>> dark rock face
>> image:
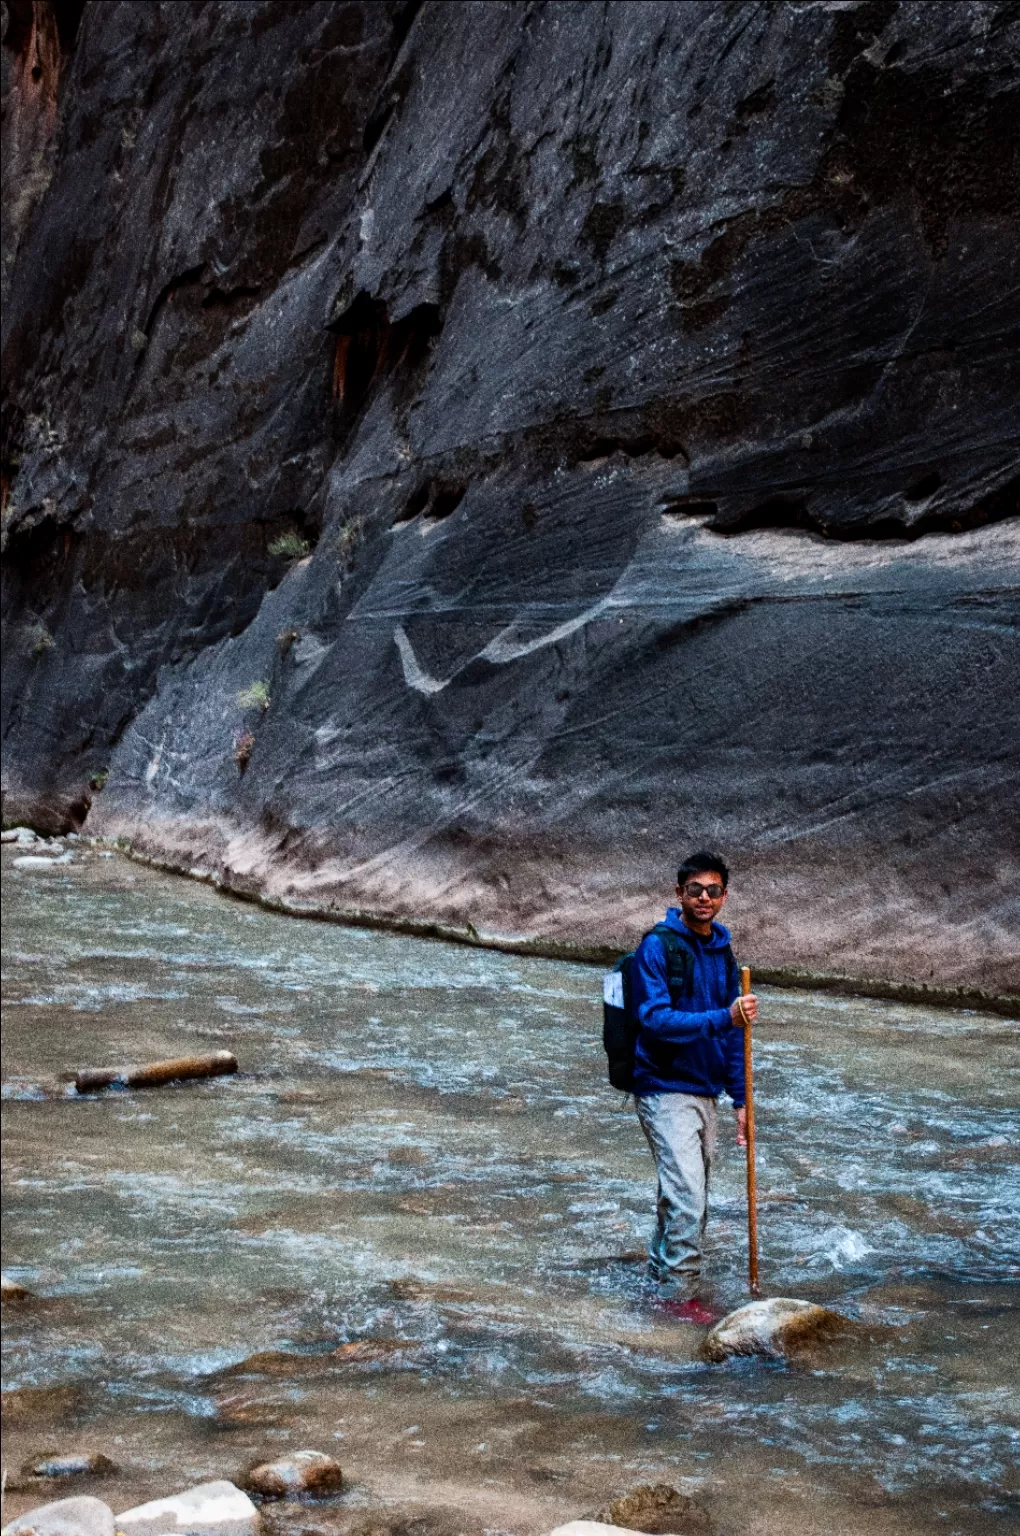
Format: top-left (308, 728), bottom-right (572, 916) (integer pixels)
top-left (2, 1), bottom-right (1017, 992)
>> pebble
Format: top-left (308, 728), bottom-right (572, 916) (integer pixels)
top-left (245, 1449), bottom-right (344, 1498)
top-left (3, 1495), bottom-right (115, 1536)
top-left (24, 1452), bottom-right (118, 1479)
top-left (701, 1296), bottom-right (845, 1363)
top-left (116, 1481), bottom-right (259, 1536)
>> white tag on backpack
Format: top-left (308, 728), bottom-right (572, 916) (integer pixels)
top-left (603, 972), bottom-right (624, 1008)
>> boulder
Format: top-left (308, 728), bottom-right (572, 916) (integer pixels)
top-left (244, 1451), bottom-right (343, 1499)
top-left (115, 1482), bottom-right (260, 1536)
top-left (3, 1495), bottom-right (115, 1536)
top-left (600, 1484), bottom-right (711, 1533)
top-left (700, 1297), bottom-right (845, 1363)
top-left (23, 1454), bottom-right (118, 1480)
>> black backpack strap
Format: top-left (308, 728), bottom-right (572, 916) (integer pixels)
top-left (721, 942), bottom-right (740, 1001)
top-left (646, 923), bottom-right (694, 1005)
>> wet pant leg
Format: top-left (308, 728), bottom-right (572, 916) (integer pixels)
top-left (635, 1092), bottom-right (717, 1291)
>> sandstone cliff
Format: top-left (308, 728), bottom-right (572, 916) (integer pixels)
top-left (2, 0), bottom-right (1017, 994)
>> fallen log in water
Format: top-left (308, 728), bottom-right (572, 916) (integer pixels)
top-left (75, 1051), bottom-right (238, 1093)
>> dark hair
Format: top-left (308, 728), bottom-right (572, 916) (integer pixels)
top-left (677, 850), bottom-right (729, 888)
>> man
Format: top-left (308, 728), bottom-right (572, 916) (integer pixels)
top-left (630, 850), bottom-right (758, 1310)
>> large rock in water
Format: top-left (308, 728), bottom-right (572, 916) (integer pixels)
top-left (1, 2), bottom-right (1016, 995)
top-left (243, 1450), bottom-right (343, 1499)
top-left (115, 1481), bottom-right (260, 1536)
top-left (3, 1496), bottom-right (115, 1536)
top-left (700, 1297), bottom-right (845, 1362)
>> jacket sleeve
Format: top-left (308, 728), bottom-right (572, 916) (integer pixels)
top-left (632, 934), bottom-right (733, 1044)
top-left (722, 954), bottom-right (746, 1106)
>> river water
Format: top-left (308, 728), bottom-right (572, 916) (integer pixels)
top-left (1, 846), bottom-right (1017, 1535)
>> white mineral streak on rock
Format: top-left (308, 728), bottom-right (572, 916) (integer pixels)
top-left (3, 1495), bottom-right (115, 1536)
top-left (701, 1296), bottom-right (844, 1363)
top-left (393, 624), bottom-right (448, 694)
top-left (115, 1481), bottom-right (260, 1536)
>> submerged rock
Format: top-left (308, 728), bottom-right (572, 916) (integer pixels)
top-left (1, 1385), bottom-right (86, 1426)
top-left (601, 1484), bottom-right (711, 1533)
top-left (701, 1297), bottom-right (845, 1363)
top-left (244, 1450), bottom-right (343, 1499)
top-left (3, 1495), bottom-right (115, 1536)
top-left (23, 1453), bottom-right (118, 1480)
top-left (116, 1481), bottom-right (259, 1536)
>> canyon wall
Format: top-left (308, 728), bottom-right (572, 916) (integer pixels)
top-left (2, 0), bottom-right (1017, 994)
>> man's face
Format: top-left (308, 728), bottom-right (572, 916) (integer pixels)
top-left (676, 869), bottom-right (728, 928)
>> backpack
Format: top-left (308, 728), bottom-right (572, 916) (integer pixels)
top-left (602, 924), bottom-right (695, 1092)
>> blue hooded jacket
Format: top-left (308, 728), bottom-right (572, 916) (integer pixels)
top-left (630, 908), bottom-right (745, 1104)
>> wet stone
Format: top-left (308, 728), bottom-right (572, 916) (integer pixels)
top-left (700, 1297), bottom-right (845, 1363)
top-left (23, 1452), bottom-right (118, 1480)
top-left (600, 1483), bottom-right (712, 1533)
top-left (116, 1480), bottom-right (260, 1536)
top-left (3, 1495), bottom-right (115, 1536)
top-left (245, 1450), bottom-right (344, 1499)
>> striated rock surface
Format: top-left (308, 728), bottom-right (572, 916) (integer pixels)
top-left (700, 1296), bottom-right (845, 1362)
top-left (2, 2), bottom-right (1018, 992)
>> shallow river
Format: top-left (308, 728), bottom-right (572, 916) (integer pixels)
top-left (1, 847), bottom-right (1018, 1536)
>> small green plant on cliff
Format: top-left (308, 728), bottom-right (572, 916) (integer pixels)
top-left (337, 517), bottom-right (363, 570)
top-left (268, 532), bottom-right (310, 560)
top-left (26, 623), bottom-right (53, 656)
top-left (236, 680), bottom-right (270, 712)
top-left (89, 768), bottom-right (110, 792)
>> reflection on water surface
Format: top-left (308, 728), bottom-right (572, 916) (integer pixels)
top-left (2, 848), bottom-right (1018, 1535)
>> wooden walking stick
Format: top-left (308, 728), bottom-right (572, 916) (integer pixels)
top-left (740, 965), bottom-right (760, 1296)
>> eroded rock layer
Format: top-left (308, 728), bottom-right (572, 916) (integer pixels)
top-left (2, 1), bottom-right (1018, 992)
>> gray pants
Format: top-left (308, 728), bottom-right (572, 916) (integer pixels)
top-left (635, 1092), bottom-right (717, 1290)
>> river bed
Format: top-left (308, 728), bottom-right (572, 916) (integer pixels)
top-left (1, 845), bottom-right (1017, 1535)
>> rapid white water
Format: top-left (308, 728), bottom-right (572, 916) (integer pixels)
top-left (2, 847), bottom-right (1017, 1535)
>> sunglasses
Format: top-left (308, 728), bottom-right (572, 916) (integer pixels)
top-left (681, 882), bottom-right (726, 899)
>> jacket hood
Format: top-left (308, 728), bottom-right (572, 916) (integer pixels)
top-left (662, 907), bottom-right (732, 949)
